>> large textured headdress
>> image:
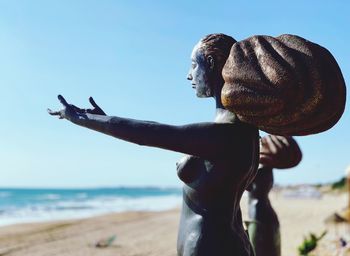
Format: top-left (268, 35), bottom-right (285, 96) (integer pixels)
top-left (221, 34), bottom-right (346, 136)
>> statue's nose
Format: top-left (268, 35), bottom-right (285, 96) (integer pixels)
top-left (187, 73), bottom-right (193, 80)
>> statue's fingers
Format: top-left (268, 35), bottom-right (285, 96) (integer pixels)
top-left (271, 135), bottom-right (283, 149)
top-left (260, 136), bottom-right (267, 148)
top-left (58, 95), bottom-right (69, 107)
top-left (89, 97), bottom-right (106, 115)
top-left (259, 152), bottom-right (271, 158)
top-left (266, 135), bottom-right (278, 154)
top-left (47, 108), bottom-right (61, 115)
top-left (70, 104), bottom-right (85, 113)
top-left (275, 135), bottom-right (290, 147)
top-left (259, 147), bottom-right (269, 154)
top-left (47, 109), bottom-right (64, 119)
top-left (89, 97), bottom-right (99, 108)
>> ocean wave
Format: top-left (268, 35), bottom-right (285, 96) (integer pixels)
top-left (37, 194), bottom-right (61, 200)
top-left (0, 194), bottom-right (182, 227)
top-left (75, 193), bottom-right (88, 199)
top-left (0, 192), bottom-right (11, 198)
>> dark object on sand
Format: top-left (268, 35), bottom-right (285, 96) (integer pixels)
top-left (95, 235), bottom-right (117, 248)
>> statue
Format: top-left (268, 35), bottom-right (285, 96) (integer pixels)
top-left (246, 135), bottom-right (302, 256)
top-left (48, 33), bottom-right (345, 256)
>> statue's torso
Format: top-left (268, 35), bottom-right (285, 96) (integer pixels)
top-left (176, 124), bottom-right (259, 256)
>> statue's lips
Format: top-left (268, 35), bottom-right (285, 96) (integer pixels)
top-left (191, 84), bottom-right (196, 89)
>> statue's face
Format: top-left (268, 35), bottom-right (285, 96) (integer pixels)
top-left (187, 42), bottom-right (213, 98)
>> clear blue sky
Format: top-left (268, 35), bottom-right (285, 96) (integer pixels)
top-left (1, 0), bottom-right (349, 188)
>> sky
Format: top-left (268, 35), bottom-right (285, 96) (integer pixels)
top-left (0, 0), bottom-right (349, 188)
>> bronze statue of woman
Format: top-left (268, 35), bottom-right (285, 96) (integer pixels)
top-left (247, 165), bottom-right (280, 256)
top-left (48, 33), bottom-right (345, 255)
top-left (49, 34), bottom-right (258, 255)
top-left (247, 135), bottom-right (302, 256)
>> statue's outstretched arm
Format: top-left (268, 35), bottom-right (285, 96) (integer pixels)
top-left (48, 95), bottom-right (239, 159)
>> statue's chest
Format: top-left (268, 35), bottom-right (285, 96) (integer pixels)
top-left (176, 155), bottom-right (215, 185)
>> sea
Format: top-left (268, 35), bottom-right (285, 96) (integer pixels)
top-left (0, 187), bottom-right (182, 227)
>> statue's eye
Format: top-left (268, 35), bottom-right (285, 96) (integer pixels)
top-left (191, 62), bottom-right (196, 69)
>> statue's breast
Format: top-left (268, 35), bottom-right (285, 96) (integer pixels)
top-left (176, 155), bottom-right (211, 185)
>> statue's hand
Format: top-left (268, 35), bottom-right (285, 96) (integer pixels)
top-left (47, 95), bottom-right (106, 122)
top-left (84, 97), bottom-right (107, 115)
top-left (259, 135), bottom-right (301, 169)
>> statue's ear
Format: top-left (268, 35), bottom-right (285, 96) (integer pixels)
top-left (207, 55), bottom-right (215, 71)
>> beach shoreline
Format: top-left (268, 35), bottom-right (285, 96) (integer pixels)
top-left (0, 209), bottom-right (181, 256)
top-left (0, 191), bottom-right (347, 256)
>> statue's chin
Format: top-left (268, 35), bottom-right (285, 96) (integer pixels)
top-left (196, 93), bottom-right (208, 98)
top-left (195, 87), bottom-right (212, 98)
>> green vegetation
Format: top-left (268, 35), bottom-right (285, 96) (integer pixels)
top-left (331, 176), bottom-right (346, 190)
top-left (95, 235), bottom-right (117, 248)
top-left (298, 230), bottom-right (327, 256)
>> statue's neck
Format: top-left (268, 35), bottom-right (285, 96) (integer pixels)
top-left (213, 82), bottom-right (237, 123)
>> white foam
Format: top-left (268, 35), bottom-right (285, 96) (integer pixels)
top-left (38, 194), bottom-right (61, 200)
top-left (0, 195), bottom-right (182, 227)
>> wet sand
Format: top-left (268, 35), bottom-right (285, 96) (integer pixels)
top-left (0, 192), bottom-right (347, 256)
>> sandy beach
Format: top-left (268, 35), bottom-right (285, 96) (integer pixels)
top-left (0, 191), bottom-right (348, 256)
